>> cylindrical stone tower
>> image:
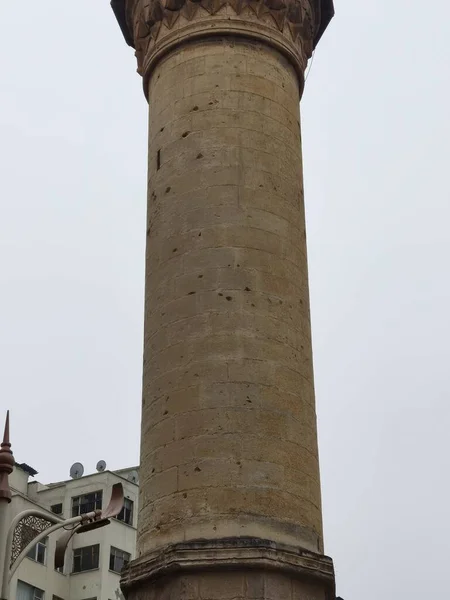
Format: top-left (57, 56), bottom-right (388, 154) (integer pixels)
top-left (112, 0), bottom-right (335, 598)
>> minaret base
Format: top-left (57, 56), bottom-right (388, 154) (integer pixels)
top-left (121, 538), bottom-right (335, 600)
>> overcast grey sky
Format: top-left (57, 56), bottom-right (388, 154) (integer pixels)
top-left (1, 2), bottom-right (449, 599)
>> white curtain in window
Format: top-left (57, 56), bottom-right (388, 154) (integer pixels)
top-left (16, 581), bottom-right (33, 600)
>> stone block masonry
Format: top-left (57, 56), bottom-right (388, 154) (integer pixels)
top-left (112, 0), bottom-right (335, 597)
top-left (141, 38), bottom-right (322, 556)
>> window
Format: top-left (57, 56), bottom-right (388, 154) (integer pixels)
top-left (51, 503), bottom-right (63, 515)
top-left (71, 491), bottom-right (102, 517)
top-left (26, 536), bottom-right (47, 565)
top-left (16, 581), bottom-right (44, 600)
top-left (72, 544), bottom-right (100, 573)
top-left (109, 547), bottom-right (131, 574)
top-left (115, 497), bottom-right (133, 526)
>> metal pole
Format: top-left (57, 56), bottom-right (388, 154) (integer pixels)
top-left (0, 412), bottom-right (13, 600)
top-left (2, 510), bottom-right (98, 600)
top-left (0, 499), bottom-right (9, 600)
top-left (1, 483), bottom-right (123, 600)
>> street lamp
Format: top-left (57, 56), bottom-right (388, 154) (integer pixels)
top-left (0, 413), bottom-right (124, 600)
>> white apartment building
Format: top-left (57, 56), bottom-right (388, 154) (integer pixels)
top-left (7, 461), bottom-right (138, 600)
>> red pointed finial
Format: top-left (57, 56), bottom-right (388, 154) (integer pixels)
top-left (0, 410), bottom-right (14, 502)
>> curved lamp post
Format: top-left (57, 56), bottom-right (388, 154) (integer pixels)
top-left (0, 413), bottom-right (124, 600)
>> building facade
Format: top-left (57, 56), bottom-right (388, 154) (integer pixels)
top-left (7, 463), bottom-right (138, 600)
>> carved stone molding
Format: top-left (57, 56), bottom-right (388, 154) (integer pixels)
top-left (121, 537), bottom-right (336, 599)
top-left (112, 0), bottom-right (334, 90)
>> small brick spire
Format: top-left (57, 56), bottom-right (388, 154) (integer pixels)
top-left (0, 411), bottom-right (14, 502)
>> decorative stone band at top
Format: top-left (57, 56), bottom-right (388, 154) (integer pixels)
top-left (120, 537), bottom-right (336, 599)
top-left (122, 0), bottom-right (322, 92)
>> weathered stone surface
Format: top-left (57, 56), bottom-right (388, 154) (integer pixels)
top-left (122, 539), bottom-right (335, 599)
top-left (112, 0), bottom-right (335, 596)
top-left (136, 38), bottom-right (325, 561)
top-left (112, 0), bottom-right (334, 87)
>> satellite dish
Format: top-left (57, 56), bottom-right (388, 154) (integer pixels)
top-left (127, 470), bottom-right (139, 484)
top-left (96, 460), bottom-right (107, 472)
top-left (70, 462), bottom-right (84, 479)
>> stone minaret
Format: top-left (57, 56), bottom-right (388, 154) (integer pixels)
top-left (112, 0), bottom-right (335, 598)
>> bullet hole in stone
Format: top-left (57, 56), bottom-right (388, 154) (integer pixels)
top-left (165, 186), bottom-right (171, 193)
top-left (160, 127), bottom-right (164, 132)
top-left (215, 84), bottom-right (219, 87)
top-left (182, 131), bottom-right (190, 138)
top-left (198, 232), bottom-right (202, 236)
top-left (152, 468), bottom-right (155, 473)
top-left (198, 274), bottom-right (203, 278)
top-left (245, 287), bottom-right (251, 292)
top-left (236, 461), bottom-right (241, 465)
top-left (196, 153), bottom-right (203, 159)
top-left (166, 395), bottom-right (170, 400)
top-left (183, 492), bottom-right (187, 498)
top-left (226, 296), bottom-right (232, 301)
top-left (194, 373), bottom-right (199, 377)
top-left (188, 291), bottom-right (196, 295)
top-left (259, 184), bottom-right (263, 187)
top-left (228, 264), bottom-right (231, 267)
top-left (300, 299), bottom-right (303, 304)
top-left (251, 303), bottom-right (255, 307)
top-left (237, 264), bottom-right (240, 267)
top-left (192, 106), bottom-right (199, 111)
top-left (157, 149), bottom-right (161, 170)
top-left (218, 293), bottom-right (223, 297)
top-left (213, 525), bottom-right (217, 531)
top-left (301, 345), bottom-right (304, 349)
top-left (172, 248), bottom-right (177, 252)
top-left (163, 410), bottom-right (168, 415)
top-left (246, 397), bottom-right (252, 403)
top-left (209, 101), bottom-right (214, 105)
top-left (194, 466), bottom-right (201, 472)
top-left (161, 312), bottom-right (165, 316)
